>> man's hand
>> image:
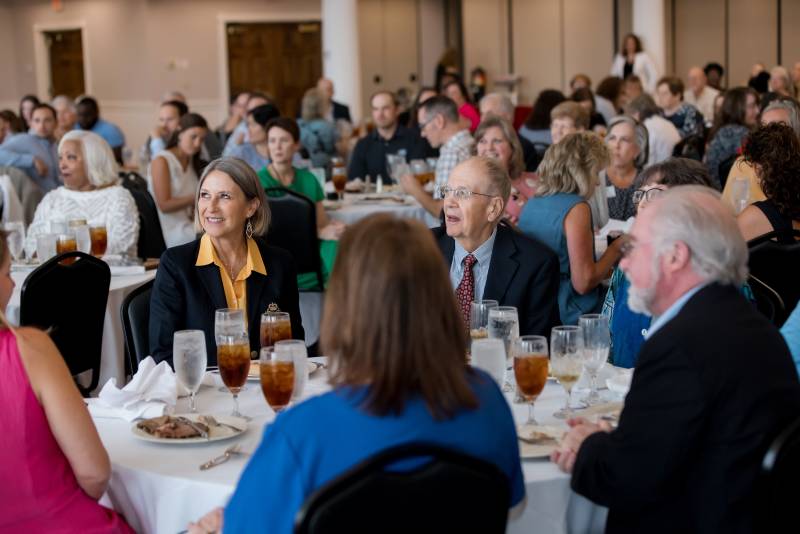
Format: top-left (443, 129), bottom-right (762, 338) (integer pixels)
top-left (187, 507), bottom-right (223, 534)
top-left (319, 219), bottom-right (346, 241)
top-left (550, 417), bottom-right (612, 473)
top-left (33, 157), bottom-right (47, 177)
top-left (151, 125), bottom-right (166, 140)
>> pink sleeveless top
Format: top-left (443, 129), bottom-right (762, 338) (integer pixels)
top-left (0, 329), bottom-right (133, 533)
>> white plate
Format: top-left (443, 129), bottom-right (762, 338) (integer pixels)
top-left (131, 414), bottom-right (247, 444)
top-left (517, 425), bottom-right (563, 459)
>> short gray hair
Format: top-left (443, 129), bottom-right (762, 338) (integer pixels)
top-left (762, 99), bottom-right (800, 138)
top-left (479, 93), bottom-right (515, 121)
top-left (651, 185), bottom-right (748, 286)
top-left (607, 115), bottom-right (649, 168)
top-left (51, 95), bottom-right (76, 112)
top-left (58, 130), bottom-right (119, 187)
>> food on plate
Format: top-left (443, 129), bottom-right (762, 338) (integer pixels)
top-left (136, 415), bottom-right (209, 439)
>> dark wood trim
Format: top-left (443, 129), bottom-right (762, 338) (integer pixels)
top-left (724, 0), bottom-right (730, 88)
top-left (613, 0), bottom-right (619, 57)
top-left (777, 0), bottom-right (783, 65)
top-left (507, 0), bottom-right (514, 73)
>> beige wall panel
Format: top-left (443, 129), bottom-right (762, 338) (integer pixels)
top-left (781, 0), bottom-right (800, 74)
top-left (563, 0), bottom-right (615, 94)
top-left (358, 0), bottom-right (386, 115)
top-left (382, 0), bottom-right (419, 94)
top-left (462, 0), bottom-right (508, 89)
top-left (418, 0), bottom-right (447, 88)
top-left (0, 5), bottom-right (18, 102)
top-left (512, 0), bottom-right (562, 105)
top-left (673, 0), bottom-right (724, 80)
top-left (728, 0), bottom-right (777, 87)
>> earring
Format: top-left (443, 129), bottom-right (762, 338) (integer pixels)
top-left (246, 219), bottom-right (254, 239)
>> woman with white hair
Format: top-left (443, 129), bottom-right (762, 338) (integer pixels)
top-left (25, 130), bottom-right (139, 256)
top-left (598, 115), bottom-right (649, 222)
top-left (769, 66), bottom-right (796, 98)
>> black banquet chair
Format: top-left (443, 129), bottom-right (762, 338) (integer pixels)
top-left (747, 229), bottom-right (800, 327)
top-left (120, 279), bottom-right (153, 376)
top-left (120, 171), bottom-right (168, 260)
top-left (20, 251), bottom-right (111, 396)
top-left (263, 187), bottom-right (324, 292)
top-left (755, 416), bottom-right (800, 532)
top-left (294, 443), bottom-right (510, 534)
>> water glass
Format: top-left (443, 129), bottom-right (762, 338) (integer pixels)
top-left (259, 346), bottom-right (295, 414)
top-left (71, 224), bottom-right (92, 254)
top-left (487, 306), bottom-right (519, 391)
top-left (550, 325), bottom-right (585, 419)
top-left (512, 336), bottom-right (549, 425)
top-left (2, 222), bottom-right (25, 262)
top-left (215, 308), bottom-right (246, 337)
top-left (36, 234), bottom-right (57, 262)
top-left (470, 338), bottom-right (506, 386)
top-left (579, 314), bottom-right (611, 406)
top-left (274, 339), bottom-right (308, 399)
top-left (49, 220), bottom-right (67, 235)
top-left (173, 330), bottom-right (207, 412)
top-left (469, 299), bottom-right (499, 349)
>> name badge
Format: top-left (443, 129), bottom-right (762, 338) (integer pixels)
top-left (606, 185), bottom-right (617, 199)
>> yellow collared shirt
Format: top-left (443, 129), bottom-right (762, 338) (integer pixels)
top-left (195, 234), bottom-right (267, 315)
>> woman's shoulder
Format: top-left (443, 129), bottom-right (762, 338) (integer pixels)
top-left (159, 238), bottom-right (202, 267)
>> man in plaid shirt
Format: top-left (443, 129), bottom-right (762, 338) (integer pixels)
top-left (401, 95), bottom-right (474, 217)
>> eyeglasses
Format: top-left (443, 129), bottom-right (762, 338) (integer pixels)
top-left (419, 116), bottom-right (436, 131)
top-left (632, 187), bottom-right (665, 205)
top-left (437, 185), bottom-right (496, 201)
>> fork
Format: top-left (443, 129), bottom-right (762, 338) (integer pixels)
top-left (199, 444), bottom-right (243, 470)
top-left (201, 415), bottom-right (244, 433)
top-left (176, 416), bottom-right (209, 439)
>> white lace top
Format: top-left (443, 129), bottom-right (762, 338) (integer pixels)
top-left (25, 185), bottom-right (140, 257)
top-left (147, 150), bottom-right (198, 248)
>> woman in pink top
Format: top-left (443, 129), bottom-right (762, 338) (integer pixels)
top-left (0, 235), bottom-right (132, 532)
top-left (474, 115), bottom-right (538, 225)
top-left (444, 80), bottom-right (481, 133)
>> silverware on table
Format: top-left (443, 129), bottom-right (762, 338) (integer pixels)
top-left (199, 444), bottom-right (244, 471)
top-left (176, 416), bottom-right (209, 439)
top-left (200, 415), bottom-right (244, 433)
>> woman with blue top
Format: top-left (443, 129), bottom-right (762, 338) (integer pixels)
top-left (297, 88), bottom-right (338, 171)
top-left (601, 157), bottom-right (715, 367)
top-left (223, 103), bottom-right (279, 173)
top-left (188, 214), bottom-right (526, 534)
top-left (518, 132), bottom-right (625, 325)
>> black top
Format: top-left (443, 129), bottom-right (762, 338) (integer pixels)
top-left (332, 100), bottom-right (351, 123)
top-left (518, 134), bottom-right (542, 172)
top-left (623, 61), bottom-right (634, 79)
top-left (432, 223), bottom-right (560, 338)
top-left (572, 283), bottom-right (800, 533)
top-left (753, 200), bottom-right (795, 243)
top-left (347, 125), bottom-right (427, 181)
top-left (148, 237), bottom-right (304, 367)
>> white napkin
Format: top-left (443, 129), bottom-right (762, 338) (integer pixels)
top-left (87, 357), bottom-right (177, 421)
top-left (0, 174), bottom-right (24, 223)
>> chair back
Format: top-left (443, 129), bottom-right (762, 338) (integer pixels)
top-left (120, 176), bottom-right (168, 259)
top-left (672, 134), bottom-right (705, 161)
top-left (294, 443), bottom-right (510, 534)
top-left (20, 252), bottom-right (110, 395)
top-left (120, 279), bottom-right (153, 376)
top-left (748, 275), bottom-right (786, 326)
top-left (748, 230), bottom-right (800, 327)
top-left (755, 416), bottom-right (800, 531)
top-left (264, 187), bottom-right (324, 291)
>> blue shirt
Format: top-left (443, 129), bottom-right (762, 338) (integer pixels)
top-left (449, 228), bottom-right (497, 301)
top-left (224, 369), bottom-right (525, 534)
top-left (645, 283), bottom-right (708, 339)
top-left (781, 301), bottom-right (800, 378)
top-left (0, 133), bottom-right (60, 191)
top-left (224, 142), bottom-right (270, 173)
top-left (76, 118), bottom-right (125, 148)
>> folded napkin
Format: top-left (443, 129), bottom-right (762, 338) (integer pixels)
top-left (88, 357), bottom-right (178, 421)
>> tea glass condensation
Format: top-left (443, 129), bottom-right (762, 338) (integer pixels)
top-left (512, 335), bottom-right (549, 425)
top-left (216, 332), bottom-right (251, 417)
top-left (173, 330), bottom-right (207, 413)
top-left (89, 225), bottom-right (108, 257)
top-left (260, 311), bottom-right (292, 347)
top-left (259, 346), bottom-right (295, 413)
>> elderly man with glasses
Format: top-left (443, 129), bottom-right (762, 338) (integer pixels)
top-left (431, 156), bottom-right (560, 337)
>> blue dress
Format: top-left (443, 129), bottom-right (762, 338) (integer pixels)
top-left (224, 369), bottom-right (525, 533)
top-left (518, 193), bottom-right (601, 325)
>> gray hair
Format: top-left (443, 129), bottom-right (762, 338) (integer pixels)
top-left (51, 95), bottom-right (76, 112)
top-left (651, 185), bottom-right (748, 286)
top-left (607, 115), bottom-right (649, 168)
top-left (479, 93), bottom-right (515, 121)
top-left (762, 99), bottom-right (800, 137)
top-left (58, 130), bottom-right (119, 187)
top-left (195, 157), bottom-right (270, 236)
top-left (625, 94), bottom-right (661, 121)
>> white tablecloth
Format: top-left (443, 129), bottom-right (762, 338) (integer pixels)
top-left (326, 194), bottom-right (440, 227)
top-left (95, 369), bottom-right (609, 534)
top-left (6, 270), bottom-right (156, 392)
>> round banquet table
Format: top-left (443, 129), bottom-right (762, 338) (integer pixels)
top-left (325, 193), bottom-right (440, 228)
top-left (95, 367), bottom-right (609, 534)
top-left (6, 269), bottom-right (156, 393)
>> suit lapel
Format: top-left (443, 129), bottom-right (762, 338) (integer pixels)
top-left (483, 226), bottom-right (519, 303)
top-left (438, 230), bottom-right (456, 266)
top-left (196, 264), bottom-right (228, 310)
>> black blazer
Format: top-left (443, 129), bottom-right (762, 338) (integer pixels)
top-left (149, 237), bottom-right (304, 367)
top-left (433, 224), bottom-right (560, 337)
top-left (332, 100), bottom-right (351, 123)
top-left (572, 283), bottom-right (800, 534)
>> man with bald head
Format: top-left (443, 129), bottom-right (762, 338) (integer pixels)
top-left (553, 186), bottom-right (800, 533)
top-left (683, 66), bottom-right (719, 122)
top-left (479, 92), bottom-right (539, 172)
top-left (432, 156), bottom-right (559, 337)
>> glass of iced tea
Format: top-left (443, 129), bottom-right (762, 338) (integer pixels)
top-left (260, 311), bottom-right (292, 347)
top-left (550, 326), bottom-right (585, 419)
top-left (89, 225), bottom-right (108, 257)
top-left (410, 159), bottom-right (434, 185)
top-left (331, 166), bottom-right (347, 200)
top-left (259, 346), bottom-right (294, 414)
top-left (512, 335), bottom-right (549, 425)
top-left (56, 233), bottom-right (78, 265)
top-left (216, 332), bottom-right (251, 417)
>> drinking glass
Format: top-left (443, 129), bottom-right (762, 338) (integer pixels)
top-left (36, 234), bottom-right (57, 262)
top-left (512, 336), bottom-right (549, 425)
top-left (410, 159), bottom-right (433, 185)
top-left (579, 314), bottom-right (611, 406)
top-left (2, 222), bottom-right (25, 262)
top-left (550, 325), bottom-right (585, 419)
top-left (259, 346), bottom-right (295, 413)
top-left (49, 220), bottom-right (67, 235)
top-left (216, 332), bottom-right (250, 417)
top-left (89, 224), bottom-right (108, 257)
top-left (274, 339), bottom-right (308, 399)
top-left (487, 306), bottom-right (519, 389)
top-left (56, 233), bottom-right (78, 264)
top-left (470, 299), bottom-right (498, 350)
top-left (173, 330), bottom-right (207, 413)
top-left (470, 338), bottom-right (506, 386)
top-left (332, 165), bottom-right (347, 199)
top-left (68, 220), bottom-right (91, 254)
top-left (730, 176), bottom-right (750, 215)
top-left (260, 311), bottom-right (292, 347)
top-left (215, 308), bottom-right (246, 337)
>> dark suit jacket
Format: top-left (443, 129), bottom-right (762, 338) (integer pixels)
top-left (332, 100), bottom-right (351, 123)
top-left (433, 223), bottom-right (560, 337)
top-left (518, 134), bottom-right (541, 172)
top-left (572, 283), bottom-right (800, 534)
top-left (149, 237), bottom-right (304, 367)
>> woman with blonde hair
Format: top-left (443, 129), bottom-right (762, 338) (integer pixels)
top-left (0, 232), bottom-right (134, 532)
top-left (298, 88), bottom-right (338, 170)
top-left (25, 130), bottom-right (139, 256)
top-left (517, 132), bottom-right (625, 324)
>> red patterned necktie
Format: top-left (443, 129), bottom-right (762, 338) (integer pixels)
top-left (456, 254), bottom-right (477, 329)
